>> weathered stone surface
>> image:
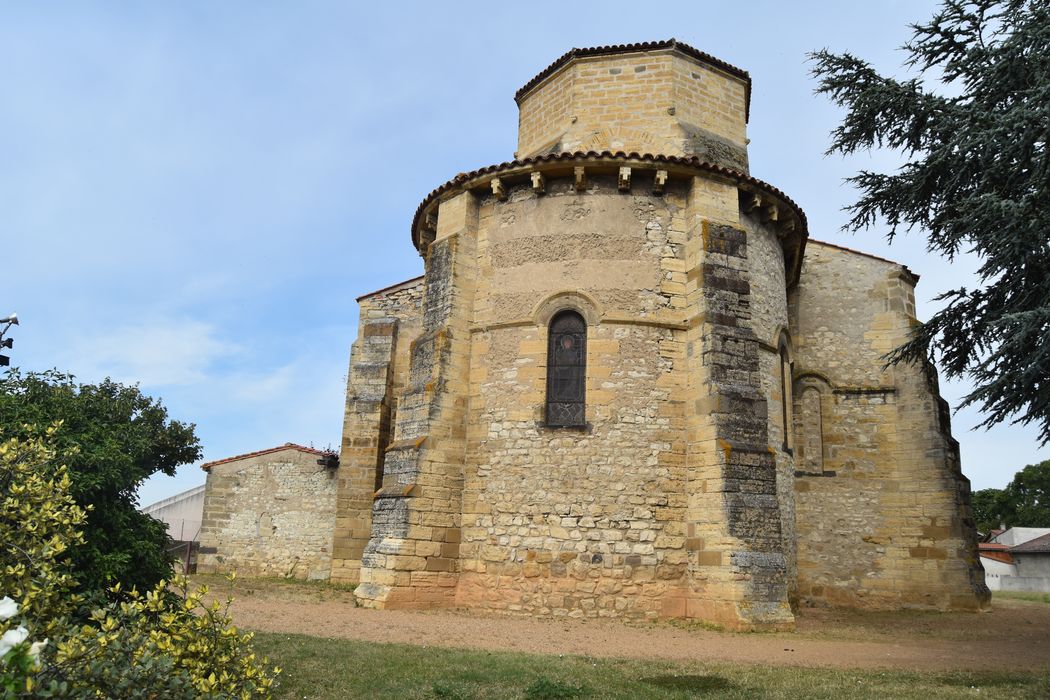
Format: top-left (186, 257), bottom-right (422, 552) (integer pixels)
top-left (198, 447), bottom-right (336, 580)
top-left (791, 242), bottom-right (990, 611)
top-left (201, 42), bottom-right (988, 628)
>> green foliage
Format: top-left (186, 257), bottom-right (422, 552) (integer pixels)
top-left (810, 0), bottom-right (1050, 443)
top-left (974, 460), bottom-right (1050, 529)
top-left (34, 577), bottom-right (278, 699)
top-left (0, 430), bottom-right (86, 636)
top-left (0, 433), bottom-right (277, 698)
top-left (0, 369), bottom-right (202, 593)
top-left (971, 487), bottom-right (1009, 532)
top-left (1003, 460), bottom-right (1050, 526)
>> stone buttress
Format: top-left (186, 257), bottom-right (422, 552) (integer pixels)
top-left (350, 194), bottom-right (478, 608)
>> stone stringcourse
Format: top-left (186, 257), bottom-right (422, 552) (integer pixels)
top-left (201, 39), bottom-right (989, 631)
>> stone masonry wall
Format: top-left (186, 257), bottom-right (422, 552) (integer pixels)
top-left (332, 42), bottom-right (985, 623)
top-left (791, 242), bottom-right (988, 610)
top-left (353, 191), bottom-right (478, 609)
top-left (677, 195), bottom-right (794, 630)
top-left (741, 215), bottom-right (797, 593)
top-left (456, 174), bottom-right (689, 618)
top-left (516, 50), bottom-right (748, 169)
top-left (330, 277), bottom-right (424, 583)
top-left (198, 448), bottom-right (337, 580)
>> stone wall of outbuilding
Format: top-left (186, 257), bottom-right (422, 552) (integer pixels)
top-left (198, 447), bottom-right (337, 580)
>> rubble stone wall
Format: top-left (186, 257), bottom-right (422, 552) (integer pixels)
top-left (742, 215), bottom-right (798, 592)
top-left (456, 175), bottom-right (689, 618)
top-left (198, 449), bottom-right (337, 580)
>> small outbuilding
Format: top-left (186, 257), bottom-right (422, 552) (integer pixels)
top-left (1007, 533), bottom-right (1050, 593)
top-left (197, 443), bottom-right (338, 580)
top-left (980, 527), bottom-right (1050, 593)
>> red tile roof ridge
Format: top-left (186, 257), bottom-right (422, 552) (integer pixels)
top-left (410, 150), bottom-right (807, 250)
top-left (807, 239), bottom-right (919, 282)
top-left (514, 39), bottom-right (751, 121)
top-left (978, 542), bottom-right (1009, 550)
top-left (200, 443), bottom-right (328, 471)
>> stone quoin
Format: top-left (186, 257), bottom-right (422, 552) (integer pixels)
top-left (201, 40), bottom-right (990, 631)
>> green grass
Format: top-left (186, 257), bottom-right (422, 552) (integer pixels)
top-left (993, 590), bottom-right (1050, 605)
top-left (252, 632), bottom-right (1050, 700)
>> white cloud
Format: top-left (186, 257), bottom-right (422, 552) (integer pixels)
top-left (64, 318), bottom-right (239, 388)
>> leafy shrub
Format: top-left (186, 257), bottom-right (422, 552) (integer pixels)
top-left (36, 577), bottom-right (278, 699)
top-left (0, 431), bottom-right (277, 698)
top-left (0, 370), bottom-right (203, 593)
top-left (0, 428), bottom-right (86, 635)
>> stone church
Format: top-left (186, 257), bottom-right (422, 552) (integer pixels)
top-left (198, 40), bottom-right (989, 630)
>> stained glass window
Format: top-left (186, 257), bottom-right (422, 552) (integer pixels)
top-left (546, 311), bottom-right (586, 427)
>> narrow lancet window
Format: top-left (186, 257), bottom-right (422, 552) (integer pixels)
top-left (779, 342), bottom-right (794, 452)
top-left (546, 310), bottom-right (587, 427)
top-left (800, 387), bottom-right (824, 473)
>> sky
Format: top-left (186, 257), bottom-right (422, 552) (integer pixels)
top-left (2, 1), bottom-right (1045, 505)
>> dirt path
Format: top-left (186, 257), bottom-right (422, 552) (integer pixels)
top-left (202, 578), bottom-right (1050, 671)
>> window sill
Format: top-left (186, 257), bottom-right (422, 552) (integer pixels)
top-left (538, 421), bottom-right (592, 433)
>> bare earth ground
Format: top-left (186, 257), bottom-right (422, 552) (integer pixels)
top-left (198, 577), bottom-right (1050, 672)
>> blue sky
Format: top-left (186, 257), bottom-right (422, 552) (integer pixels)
top-left (2, 1), bottom-right (1044, 505)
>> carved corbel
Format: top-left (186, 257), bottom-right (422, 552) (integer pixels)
top-left (653, 170), bottom-right (668, 195)
top-left (762, 203), bottom-right (779, 223)
top-left (491, 177), bottom-right (507, 201)
top-left (745, 193), bottom-right (762, 213)
top-left (618, 166), bottom-right (632, 192)
top-left (531, 171), bottom-right (546, 195)
top-left (419, 211), bottom-right (437, 247)
top-left (574, 166), bottom-right (587, 192)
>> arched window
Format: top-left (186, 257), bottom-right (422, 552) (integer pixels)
top-left (779, 340), bottom-right (794, 452)
top-left (546, 310), bottom-right (587, 427)
top-left (800, 386), bottom-right (823, 473)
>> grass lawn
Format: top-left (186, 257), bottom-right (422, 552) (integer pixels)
top-left (252, 632), bottom-right (1050, 700)
top-left (993, 590), bottom-right (1050, 605)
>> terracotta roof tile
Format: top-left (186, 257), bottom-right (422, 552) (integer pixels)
top-left (514, 39), bottom-right (751, 121)
top-left (410, 150), bottom-right (807, 250)
top-left (979, 542), bottom-right (1009, 551)
top-left (200, 443), bottom-right (328, 471)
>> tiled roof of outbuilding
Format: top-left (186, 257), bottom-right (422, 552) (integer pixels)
top-left (1011, 532), bottom-right (1050, 553)
top-left (514, 39), bottom-right (752, 120)
top-left (200, 443), bottom-right (327, 471)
